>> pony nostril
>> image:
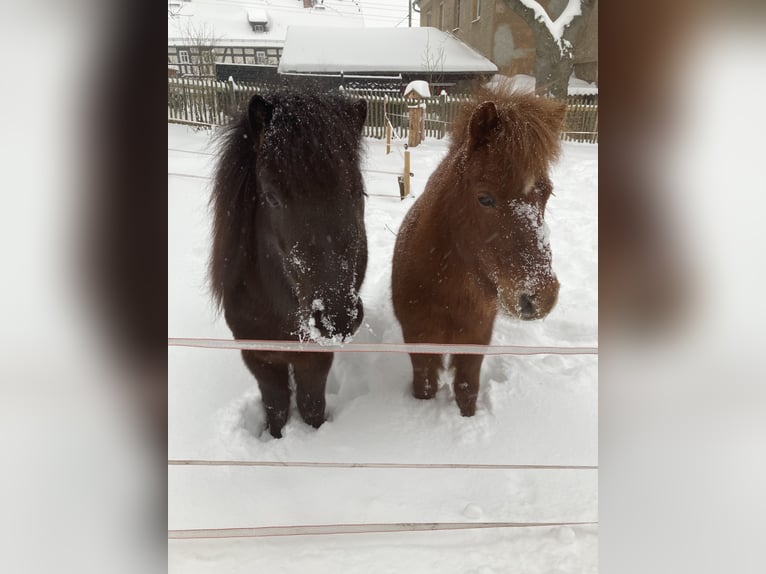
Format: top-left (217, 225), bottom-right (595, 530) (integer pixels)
top-left (519, 294), bottom-right (536, 318)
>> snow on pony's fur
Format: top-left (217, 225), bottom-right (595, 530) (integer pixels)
top-left (209, 89), bottom-right (368, 438)
top-left (392, 86), bottom-right (567, 417)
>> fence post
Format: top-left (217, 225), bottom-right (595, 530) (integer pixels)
top-left (403, 146), bottom-right (411, 199)
top-left (181, 77), bottom-right (188, 122)
top-left (439, 91), bottom-right (446, 139)
top-left (384, 94), bottom-right (389, 142)
top-left (228, 76), bottom-right (236, 118)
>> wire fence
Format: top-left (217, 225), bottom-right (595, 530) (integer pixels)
top-left (168, 334), bottom-right (597, 540)
top-left (168, 115), bottom-right (598, 543)
top-left (169, 521), bottom-right (598, 540)
top-left (169, 459), bottom-right (597, 470)
top-left (168, 337), bottom-right (598, 356)
top-left (168, 77), bottom-right (598, 143)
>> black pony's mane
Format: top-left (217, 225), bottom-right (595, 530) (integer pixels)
top-left (208, 90), bottom-right (366, 309)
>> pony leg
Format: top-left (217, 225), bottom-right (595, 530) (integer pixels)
top-left (450, 354), bottom-right (484, 417)
top-left (292, 353), bottom-right (333, 429)
top-left (409, 353), bottom-right (444, 400)
top-left (241, 351), bottom-right (290, 438)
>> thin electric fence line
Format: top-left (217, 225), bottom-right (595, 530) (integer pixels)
top-left (168, 521), bottom-right (599, 540)
top-left (169, 459), bottom-right (597, 470)
top-left (168, 147), bottom-right (214, 156)
top-left (167, 171), bottom-right (403, 198)
top-left (168, 164), bottom-right (406, 176)
top-left (168, 171), bottom-right (209, 181)
top-left (168, 337), bottom-right (598, 356)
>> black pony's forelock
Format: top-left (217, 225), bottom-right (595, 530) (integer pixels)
top-left (257, 91), bottom-right (366, 196)
top-left (208, 90), bottom-right (367, 309)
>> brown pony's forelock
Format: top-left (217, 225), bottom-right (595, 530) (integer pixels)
top-left (450, 84), bottom-right (566, 180)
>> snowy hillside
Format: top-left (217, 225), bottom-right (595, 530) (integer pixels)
top-left (168, 123), bottom-right (598, 572)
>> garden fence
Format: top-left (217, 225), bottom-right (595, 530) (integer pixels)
top-left (168, 78), bottom-right (598, 143)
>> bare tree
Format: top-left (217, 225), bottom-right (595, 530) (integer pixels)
top-left (176, 19), bottom-right (220, 77)
top-left (503, 0), bottom-right (595, 98)
top-left (421, 31), bottom-right (447, 88)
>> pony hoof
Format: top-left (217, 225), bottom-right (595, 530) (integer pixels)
top-left (413, 382), bottom-right (437, 400)
top-left (267, 425), bottom-right (284, 439)
top-left (302, 415), bottom-right (325, 429)
top-left (457, 400), bottom-right (477, 417)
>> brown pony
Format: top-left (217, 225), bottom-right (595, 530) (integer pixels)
top-left (391, 87), bottom-right (566, 416)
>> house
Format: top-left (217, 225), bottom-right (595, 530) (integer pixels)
top-left (167, 0), bottom-right (364, 78)
top-left (277, 26), bottom-right (498, 92)
top-left (415, 0), bottom-right (598, 84)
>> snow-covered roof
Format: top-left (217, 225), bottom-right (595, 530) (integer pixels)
top-left (168, 0), bottom-right (364, 47)
top-left (246, 9), bottom-right (269, 24)
top-left (404, 80), bottom-right (431, 98)
top-left (278, 27), bottom-right (498, 74)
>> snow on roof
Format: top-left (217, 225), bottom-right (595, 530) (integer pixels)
top-left (168, 0), bottom-right (364, 47)
top-left (404, 80), bottom-right (431, 98)
top-left (278, 27), bottom-right (498, 74)
top-left (247, 9), bottom-right (269, 24)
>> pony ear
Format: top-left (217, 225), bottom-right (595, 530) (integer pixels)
top-left (351, 98), bottom-right (367, 132)
top-left (468, 101), bottom-right (499, 149)
top-left (248, 94), bottom-right (273, 140)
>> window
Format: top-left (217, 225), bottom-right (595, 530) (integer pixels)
top-left (253, 24), bottom-right (265, 32)
top-left (474, 0), bottom-right (481, 20)
top-left (256, 50), bottom-right (267, 64)
top-left (178, 50), bottom-right (190, 64)
top-left (439, 2), bottom-right (444, 30)
top-left (454, 0), bottom-right (460, 29)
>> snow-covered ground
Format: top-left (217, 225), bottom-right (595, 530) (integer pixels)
top-left (168, 122), bottom-right (598, 572)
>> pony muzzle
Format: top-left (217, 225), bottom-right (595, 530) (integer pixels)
top-left (310, 297), bottom-right (364, 339)
top-left (516, 277), bottom-right (560, 320)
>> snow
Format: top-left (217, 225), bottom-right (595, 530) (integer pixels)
top-left (488, 73), bottom-right (598, 96)
top-left (168, 0), bottom-right (364, 47)
top-left (168, 123), bottom-right (597, 572)
top-left (518, 0), bottom-right (582, 42)
top-left (518, 0), bottom-right (582, 55)
top-left (246, 9), bottom-right (269, 24)
top-left (278, 26), bottom-right (498, 74)
top-left (405, 79), bottom-right (431, 98)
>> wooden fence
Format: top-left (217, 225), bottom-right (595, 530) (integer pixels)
top-left (560, 94), bottom-right (598, 144)
top-left (168, 78), bottom-right (598, 143)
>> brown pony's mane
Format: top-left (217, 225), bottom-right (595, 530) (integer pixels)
top-left (450, 84), bottom-right (567, 180)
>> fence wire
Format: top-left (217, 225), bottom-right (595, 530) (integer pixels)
top-left (169, 521), bottom-right (599, 540)
top-left (168, 337), bottom-right (598, 356)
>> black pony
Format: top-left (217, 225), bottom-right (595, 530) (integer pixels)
top-left (210, 91), bottom-right (369, 438)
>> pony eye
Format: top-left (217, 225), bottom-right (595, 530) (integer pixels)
top-left (478, 194), bottom-right (496, 208)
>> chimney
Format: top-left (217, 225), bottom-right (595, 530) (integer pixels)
top-left (303, 0), bottom-right (314, 8)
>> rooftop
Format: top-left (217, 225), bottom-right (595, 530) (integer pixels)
top-left (168, 0), bottom-right (364, 47)
top-left (278, 27), bottom-right (498, 74)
